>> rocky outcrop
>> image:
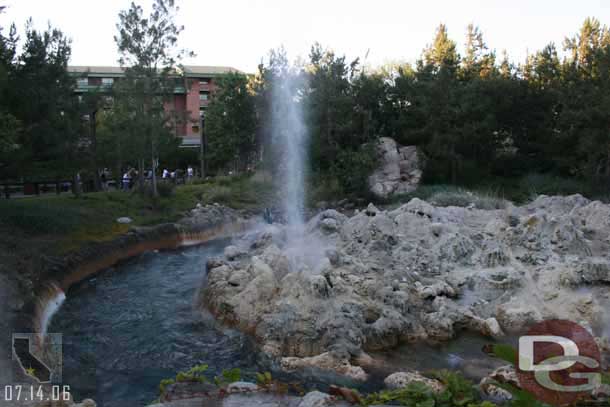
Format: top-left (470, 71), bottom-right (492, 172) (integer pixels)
top-left (368, 137), bottom-right (422, 199)
top-left (201, 194), bottom-right (610, 380)
top-left (384, 371), bottom-right (445, 393)
top-left (151, 382), bottom-right (351, 407)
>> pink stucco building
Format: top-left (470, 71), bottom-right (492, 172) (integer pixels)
top-left (69, 65), bottom-right (240, 147)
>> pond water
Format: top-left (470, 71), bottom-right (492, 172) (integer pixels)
top-left (49, 239), bottom-right (264, 406)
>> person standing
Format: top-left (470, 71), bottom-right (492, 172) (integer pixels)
top-left (100, 168), bottom-right (108, 191)
top-left (122, 169), bottom-right (131, 191)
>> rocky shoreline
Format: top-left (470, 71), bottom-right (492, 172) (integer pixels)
top-left (202, 194), bottom-right (610, 383)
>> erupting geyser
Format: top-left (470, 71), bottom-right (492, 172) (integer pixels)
top-left (271, 70), bottom-right (307, 236)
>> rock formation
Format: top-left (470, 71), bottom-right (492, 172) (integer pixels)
top-left (368, 137), bottom-right (422, 199)
top-left (201, 194), bottom-right (610, 379)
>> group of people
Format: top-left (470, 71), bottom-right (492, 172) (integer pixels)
top-left (97, 166), bottom-right (197, 191)
top-left (161, 166), bottom-right (195, 180)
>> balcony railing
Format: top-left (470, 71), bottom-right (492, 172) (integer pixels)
top-left (74, 83), bottom-right (188, 94)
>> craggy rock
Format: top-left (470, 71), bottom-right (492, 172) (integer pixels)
top-left (368, 137), bottom-right (422, 199)
top-left (479, 365), bottom-right (519, 403)
top-left (281, 352), bottom-right (368, 381)
top-left (151, 381), bottom-right (350, 407)
top-left (201, 195), bottom-right (610, 379)
top-left (297, 391), bottom-right (333, 407)
top-left (384, 371), bottom-right (445, 393)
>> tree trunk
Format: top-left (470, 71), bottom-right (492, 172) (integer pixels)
top-left (200, 125), bottom-right (206, 179)
top-left (151, 138), bottom-right (158, 197)
top-left (138, 159), bottom-right (145, 191)
top-left (72, 173), bottom-right (81, 198)
top-left (90, 109), bottom-right (101, 191)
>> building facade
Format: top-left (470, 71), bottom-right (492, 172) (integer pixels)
top-left (68, 65), bottom-right (239, 147)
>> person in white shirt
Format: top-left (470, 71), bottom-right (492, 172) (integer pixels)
top-left (122, 171), bottom-right (131, 190)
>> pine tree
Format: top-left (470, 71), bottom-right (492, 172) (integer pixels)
top-left (462, 24), bottom-right (495, 79)
top-left (424, 24), bottom-right (460, 75)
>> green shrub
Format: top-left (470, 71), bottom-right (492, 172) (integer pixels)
top-left (332, 144), bottom-right (378, 196)
top-left (429, 188), bottom-right (507, 210)
top-left (519, 173), bottom-right (592, 200)
top-left (215, 175), bottom-right (236, 186)
top-left (0, 199), bottom-right (81, 234)
top-left (156, 181), bottom-right (176, 198)
top-left (308, 176), bottom-right (343, 205)
top-left (214, 368), bottom-right (242, 386)
top-left (362, 370), bottom-right (498, 407)
top-left (159, 364), bottom-right (209, 396)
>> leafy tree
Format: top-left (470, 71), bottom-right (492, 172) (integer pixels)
top-left (204, 72), bottom-right (257, 172)
top-left (114, 0), bottom-right (191, 195)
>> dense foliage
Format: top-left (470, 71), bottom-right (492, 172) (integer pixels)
top-left (204, 71), bottom-right (257, 172)
top-left (206, 18), bottom-right (610, 196)
top-left (1, 3), bottom-right (609, 199)
top-left (0, 15), bottom-right (82, 179)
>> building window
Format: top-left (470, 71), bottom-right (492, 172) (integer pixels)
top-left (192, 125), bottom-right (200, 133)
top-left (102, 78), bottom-right (114, 86)
top-left (77, 78), bottom-right (89, 87)
top-left (199, 93), bottom-right (209, 101)
top-left (199, 79), bottom-right (209, 85)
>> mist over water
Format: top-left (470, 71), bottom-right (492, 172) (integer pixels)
top-left (271, 72), bottom-right (307, 235)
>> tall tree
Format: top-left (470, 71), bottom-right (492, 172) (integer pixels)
top-left (205, 72), bottom-right (257, 172)
top-left (423, 24), bottom-right (460, 75)
top-left (564, 17), bottom-right (610, 79)
top-left (6, 21), bottom-right (81, 179)
top-left (0, 12), bottom-right (19, 157)
top-left (462, 24), bottom-right (495, 79)
top-left (114, 0), bottom-right (191, 196)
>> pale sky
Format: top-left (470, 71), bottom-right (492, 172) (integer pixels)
top-left (0, 0), bottom-right (608, 73)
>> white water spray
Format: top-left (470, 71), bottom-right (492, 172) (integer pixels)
top-left (271, 71), bottom-right (307, 234)
top-left (38, 284), bottom-right (66, 341)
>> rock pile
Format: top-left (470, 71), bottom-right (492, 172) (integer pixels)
top-left (201, 194), bottom-right (610, 379)
top-left (368, 137), bottom-right (422, 199)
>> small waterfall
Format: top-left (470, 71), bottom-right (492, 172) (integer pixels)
top-left (37, 283), bottom-right (66, 343)
top-left (271, 71), bottom-right (307, 235)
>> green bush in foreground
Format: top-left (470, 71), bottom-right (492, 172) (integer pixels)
top-left (159, 365), bottom-right (244, 396)
top-left (362, 370), bottom-right (497, 407)
top-left (390, 185), bottom-right (508, 210)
